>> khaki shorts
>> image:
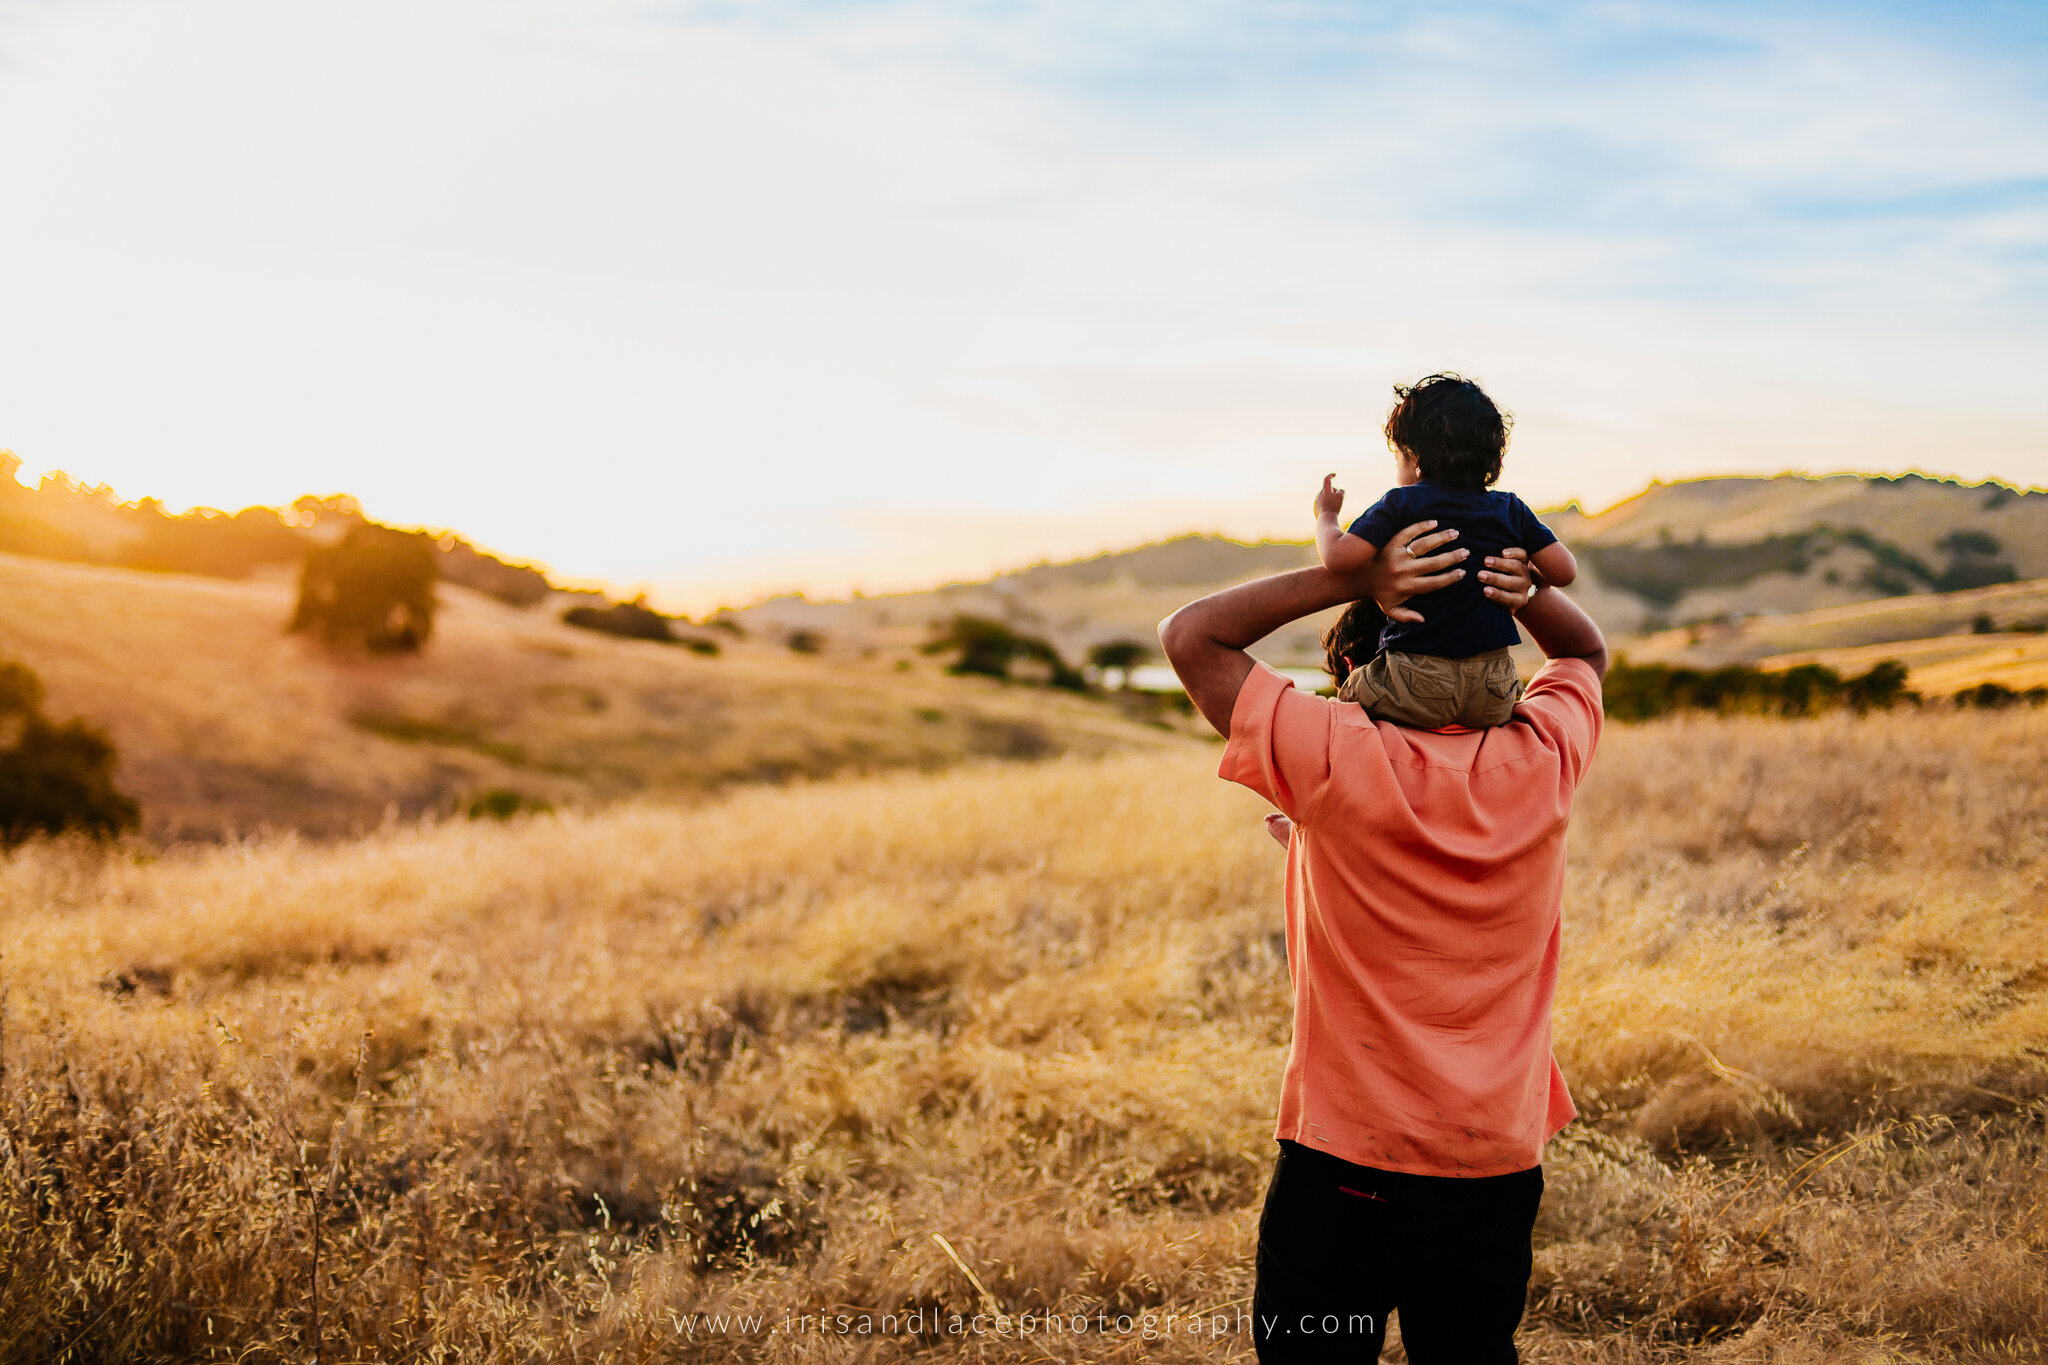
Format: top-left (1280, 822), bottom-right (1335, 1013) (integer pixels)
top-left (1337, 648), bottom-right (1524, 729)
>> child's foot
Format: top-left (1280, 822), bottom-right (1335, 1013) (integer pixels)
top-left (1264, 812), bottom-right (1294, 848)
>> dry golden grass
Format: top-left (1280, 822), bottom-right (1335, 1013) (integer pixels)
top-left (4, 706), bottom-right (2048, 1361)
top-left (0, 552), bottom-right (1184, 838)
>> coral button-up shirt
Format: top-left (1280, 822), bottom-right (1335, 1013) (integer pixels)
top-left (1220, 658), bottom-right (1602, 1176)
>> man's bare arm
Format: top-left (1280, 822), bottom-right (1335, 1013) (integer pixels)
top-left (1158, 568), bottom-right (1364, 737)
top-left (1516, 580), bottom-right (1607, 677)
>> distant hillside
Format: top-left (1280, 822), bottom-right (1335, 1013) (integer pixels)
top-left (10, 452), bottom-right (2046, 708)
top-left (1610, 575), bottom-right (2048, 699)
top-left (998, 536), bottom-right (1318, 592)
top-left (1624, 576), bottom-right (2048, 668)
top-left (1761, 633), bottom-right (2048, 699)
top-left (14, 451), bottom-right (2042, 669)
top-left (0, 553), bottom-right (1185, 839)
top-left (1551, 472), bottom-right (2048, 633)
top-left (731, 472), bottom-right (2048, 667)
top-left (0, 451), bottom-right (555, 606)
top-left (727, 535), bottom-right (1330, 670)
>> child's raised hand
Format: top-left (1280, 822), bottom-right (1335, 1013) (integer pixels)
top-left (1314, 474), bottom-right (1345, 520)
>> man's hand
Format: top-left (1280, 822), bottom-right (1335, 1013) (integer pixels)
top-left (1354, 521), bottom-right (1466, 622)
top-left (1314, 474), bottom-right (1345, 522)
top-left (1478, 546), bottom-right (1535, 612)
top-left (1360, 534), bottom-right (1534, 620)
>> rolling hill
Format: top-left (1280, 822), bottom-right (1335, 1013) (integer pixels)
top-left (1624, 576), bottom-right (2048, 667)
top-left (0, 451), bottom-right (558, 605)
top-left (6, 464), bottom-right (2045, 843)
top-left (1616, 577), bottom-right (2048, 696)
top-left (728, 472), bottom-right (2048, 679)
top-left (9, 451), bottom-right (2043, 676)
top-left (0, 553), bottom-right (1187, 840)
top-left (1548, 471), bottom-right (2048, 633)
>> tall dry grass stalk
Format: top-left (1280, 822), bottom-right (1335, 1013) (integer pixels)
top-left (3, 705), bottom-right (2047, 1361)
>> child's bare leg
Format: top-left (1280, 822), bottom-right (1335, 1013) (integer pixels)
top-left (1264, 812), bottom-right (1294, 848)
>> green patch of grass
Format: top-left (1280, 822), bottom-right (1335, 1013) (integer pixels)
top-left (534, 683), bottom-right (608, 714)
top-left (466, 788), bottom-right (553, 820)
top-left (350, 710), bottom-right (528, 766)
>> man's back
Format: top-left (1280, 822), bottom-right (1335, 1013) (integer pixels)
top-left (1156, 523), bottom-right (1606, 1360)
top-left (1220, 656), bottom-right (1603, 1175)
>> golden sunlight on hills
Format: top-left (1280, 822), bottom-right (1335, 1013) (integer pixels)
top-left (1625, 578), bottom-right (2048, 665)
top-left (0, 553), bottom-right (1186, 838)
top-left (726, 474), bottom-right (2048, 671)
top-left (1620, 577), bottom-right (2048, 696)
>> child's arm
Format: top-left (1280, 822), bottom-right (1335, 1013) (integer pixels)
top-left (1314, 475), bottom-right (1379, 574)
top-left (1530, 540), bottom-right (1577, 588)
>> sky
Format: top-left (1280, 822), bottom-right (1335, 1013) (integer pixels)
top-left (1, 0), bottom-right (2044, 610)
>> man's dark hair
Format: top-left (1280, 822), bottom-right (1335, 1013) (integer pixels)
top-left (1321, 600), bottom-right (1386, 687)
top-left (1383, 373), bottom-right (1511, 492)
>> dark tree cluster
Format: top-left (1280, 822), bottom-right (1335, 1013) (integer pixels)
top-left (1584, 534), bottom-right (1818, 610)
top-left (564, 598), bottom-right (671, 642)
top-left (1952, 682), bottom-right (2048, 709)
top-left (1827, 527), bottom-right (2016, 596)
top-left (1586, 524), bottom-right (2021, 609)
top-left (290, 525), bottom-right (439, 653)
top-left (1086, 639), bottom-right (1151, 674)
top-left (922, 615), bottom-right (1086, 690)
top-left (433, 541), bottom-right (550, 607)
top-left (1603, 658), bottom-right (1913, 722)
top-left (0, 660), bottom-right (139, 848)
top-left (1930, 529), bottom-right (2019, 593)
top-left (561, 597), bottom-right (722, 654)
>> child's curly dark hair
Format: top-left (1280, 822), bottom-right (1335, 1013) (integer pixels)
top-left (1384, 373), bottom-right (1511, 493)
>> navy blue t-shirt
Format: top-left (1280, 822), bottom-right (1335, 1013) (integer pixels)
top-left (1347, 482), bottom-right (1559, 658)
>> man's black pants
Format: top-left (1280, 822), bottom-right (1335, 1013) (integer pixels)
top-left (1252, 1139), bottom-right (1543, 1363)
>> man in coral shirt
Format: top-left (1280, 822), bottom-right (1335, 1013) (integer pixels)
top-left (1159, 520), bottom-right (1607, 1364)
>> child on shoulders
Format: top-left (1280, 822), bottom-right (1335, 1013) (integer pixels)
top-left (1314, 373), bottom-right (1576, 730)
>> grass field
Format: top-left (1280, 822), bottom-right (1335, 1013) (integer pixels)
top-left (4, 703), bottom-right (2047, 1362)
